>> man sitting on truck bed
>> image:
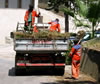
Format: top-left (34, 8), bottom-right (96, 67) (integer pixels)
top-left (48, 18), bottom-right (60, 33)
top-left (24, 4), bottom-right (40, 32)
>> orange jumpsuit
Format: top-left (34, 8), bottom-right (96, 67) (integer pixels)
top-left (48, 21), bottom-right (60, 32)
top-left (24, 10), bottom-right (39, 32)
top-left (69, 44), bottom-right (81, 79)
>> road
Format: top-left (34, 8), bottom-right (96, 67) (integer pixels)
top-left (0, 44), bottom-right (97, 84)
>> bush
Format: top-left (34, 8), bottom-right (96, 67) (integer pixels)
top-left (65, 41), bottom-right (72, 65)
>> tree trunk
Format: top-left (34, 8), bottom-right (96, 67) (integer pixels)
top-left (92, 23), bottom-right (95, 38)
top-left (65, 13), bottom-right (69, 32)
top-left (65, 1), bottom-right (69, 32)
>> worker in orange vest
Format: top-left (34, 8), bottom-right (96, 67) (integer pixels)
top-left (69, 39), bottom-right (81, 80)
top-left (48, 18), bottom-right (60, 33)
top-left (24, 4), bottom-right (40, 32)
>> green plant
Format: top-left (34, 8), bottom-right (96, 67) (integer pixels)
top-left (65, 41), bottom-right (73, 65)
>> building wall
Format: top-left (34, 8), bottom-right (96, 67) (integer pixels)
top-left (21, 0), bottom-right (31, 9)
top-left (0, 0), bottom-right (5, 8)
top-left (8, 0), bottom-right (17, 8)
top-left (0, 0), bottom-right (48, 9)
top-left (0, 0), bottom-right (32, 9)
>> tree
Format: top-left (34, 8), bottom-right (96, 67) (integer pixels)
top-left (76, 0), bottom-right (100, 38)
top-left (61, 0), bottom-right (100, 38)
top-left (47, 0), bottom-right (76, 32)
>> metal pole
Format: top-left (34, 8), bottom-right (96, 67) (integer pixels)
top-left (34, 0), bottom-right (39, 23)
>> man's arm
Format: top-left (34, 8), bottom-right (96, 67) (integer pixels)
top-left (69, 47), bottom-right (75, 57)
top-left (24, 11), bottom-right (28, 21)
top-left (48, 22), bottom-right (52, 24)
top-left (35, 11), bottom-right (40, 17)
top-left (57, 24), bottom-right (60, 32)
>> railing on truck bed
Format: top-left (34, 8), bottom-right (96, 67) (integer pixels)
top-left (16, 22), bottom-right (50, 31)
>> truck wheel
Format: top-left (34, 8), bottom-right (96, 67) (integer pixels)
top-left (15, 67), bottom-right (26, 75)
top-left (60, 68), bottom-right (64, 75)
top-left (15, 67), bottom-right (20, 75)
top-left (54, 68), bottom-right (65, 76)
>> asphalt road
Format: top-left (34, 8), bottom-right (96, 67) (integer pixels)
top-left (0, 44), bottom-right (97, 84)
top-left (0, 44), bottom-right (59, 84)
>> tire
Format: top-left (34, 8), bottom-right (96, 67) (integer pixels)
top-left (54, 68), bottom-right (65, 76)
top-left (15, 67), bottom-right (20, 75)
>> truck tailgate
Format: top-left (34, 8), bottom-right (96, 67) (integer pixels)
top-left (14, 39), bottom-right (69, 53)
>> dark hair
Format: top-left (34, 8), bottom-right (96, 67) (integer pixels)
top-left (56, 18), bottom-right (59, 22)
top-left (29, 4), bottom-right (33, 9)
top-left (73, 39), bottom-right (79, 45)
top-left (29, 4), bottom-right (33, 12)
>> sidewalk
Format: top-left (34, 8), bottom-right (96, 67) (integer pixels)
top-left (55, 65), bottom-right (97, 84)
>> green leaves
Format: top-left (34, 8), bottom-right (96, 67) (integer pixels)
top-left (74, 19), bottom-right (91, 28)
top-left (75, 0), bottom-right (88, 17)
top-left (60, 6), bottom-right (75, 17)
top-left (87, 1), bottom-right (100, 23)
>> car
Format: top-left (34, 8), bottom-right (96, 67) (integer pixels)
top-left (95, 31), bottom-right (100, 37)
top-left (82, 33), bottom-right (91, 42)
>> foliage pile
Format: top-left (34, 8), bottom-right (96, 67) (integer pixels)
top-left (82, 38), bottom-right (100, 51)
top-left (77, 30), bottom-right (86, 39)
top-left (14, 30), bottom-right (70, 40)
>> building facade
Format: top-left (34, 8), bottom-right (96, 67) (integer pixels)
top-left (0, 0), bottom-right (34, 9)
top-left (0, 0), bottom-right (48, 9)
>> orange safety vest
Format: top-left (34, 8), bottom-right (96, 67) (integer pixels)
top-left (24, 10), bottom-right (39, 26)
top-left (69, 44), bottom-right (81, 61)
top-left (48, 21), bottom-right (60, 32)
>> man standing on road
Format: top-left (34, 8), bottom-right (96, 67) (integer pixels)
top-left (48, 18), bottom-right (60, 33)
top-left (24, 4), bottom-right (40, 32)
top-left (69, 39), bottom-right (81, 80)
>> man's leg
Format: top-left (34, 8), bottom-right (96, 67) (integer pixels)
top-left (76, 62), bottom-right (80, 79)
top-left (72, 61), bottom-right (79, 79)
top-left (24, 22), bottom-right (28, 31)
top-left (33, 26), bottom-right (38, 33)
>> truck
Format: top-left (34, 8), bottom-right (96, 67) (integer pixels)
top-left (11, 23), bottom-right (69, 75)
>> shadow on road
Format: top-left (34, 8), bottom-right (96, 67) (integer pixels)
top-left (8, 67), bottom-right (63, 76)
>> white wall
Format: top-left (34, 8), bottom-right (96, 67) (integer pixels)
top-left (0, 0), bottom-right (5, 8)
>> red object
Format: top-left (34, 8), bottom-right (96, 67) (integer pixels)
top-left (24, 10), bottom-right (39, 26)
top-left (69, 45), bottom-right (81, 61)
top-left (17, 63), bottom-right (26, 66)
top-left (17, 63), bottom-right (65, 67)
top-left (48, 21), bottom-right (60, 32)
top-left (69, 44), bottom-right (81, 79)
top-left (72, 61), bottom-right (80, 79)
top-left (33, 26), bottom-right (38, 33)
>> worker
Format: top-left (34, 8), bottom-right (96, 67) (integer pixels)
top-left (48, 18), bottom-right (60, 32)
top-left (69, 39), bottom-right (81, 80)
top-left (24, 4), bottom-right (40, 32)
